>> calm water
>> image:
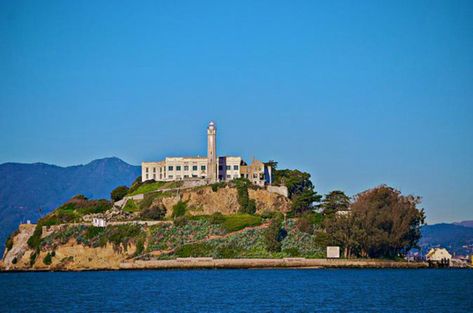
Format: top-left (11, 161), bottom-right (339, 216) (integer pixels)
top-left (0, 269), bottom-right (472, 312)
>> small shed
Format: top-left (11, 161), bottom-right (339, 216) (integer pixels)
top-left (326, 246), bottom-right (340, 259)
top-left (92, 218), bottom-right (107, 227)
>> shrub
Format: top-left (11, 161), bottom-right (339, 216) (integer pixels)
top-left (111, 186), bottom-right (129, 202)
top-left (105, 224), bottom-right (145, 251)
top-left (27, 225), bottom-right (43, 249)
top-left (211, 182), bottom-right (226, 192)
top-left (172, 201), bottom-right (187, 218)
top-left (175, 242), bottom-right (212, 257)
top-left (264, 217), bottom-right (285, 252)
top-left (222, 214), bottom-right (262, 232)
top-left (140, 204), bottom-right (166, 220)
top-left (72, 194), bottom-right (88, 200)
top-left (134, 239), bottom-right (145, 256)
top-left (5, 230), bottom-right (18, 251)
top-left (209, 212), bottom-right (225, 225)
top-left (296, 215), bottom-right (314, 234)
top-left (84, 226), bottom-right (105, 239)
top-left (43, 252), bottom-right (52, 265)
top-left (283, 247), bottom-right (301, 257)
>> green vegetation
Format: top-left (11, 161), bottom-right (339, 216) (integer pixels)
top-left (127, 180), bottom-right (182, 196)
top-left (264, 216), bottom-right (286, 252)
top-left (234, 178), bottom-right (257, 214)
top-left (140, 204), bottom-right (166, 220)
top-left (123, 199), bottom-right (140, 213)
top-left (320, 190), bottom-right (350, 216)
top-left (211, 182), bottom-right (226, 192)
top-left (209, 212), bottom-right (225, 224)
top-left (111, 185), bottom-right (129, 202)
top-left (43, 252), bottom-right (52, 265)
top-left (222, 214), bottom-right (261, 232)
top-left (5, 230), bottom-right (18, 252)
top-left (324, 185), bottom-right (425, 258)
top-left (172, 201), bottom-right (187, 218)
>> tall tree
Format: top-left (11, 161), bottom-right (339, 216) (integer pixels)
top-left (320, 190), bottom-right (351, 216)
top-left (350, 185), bottom-right (425, 258)
top-left (273, 169), bottom-right (321, 214)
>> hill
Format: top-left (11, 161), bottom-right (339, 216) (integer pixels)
top-left (419, 223), bottom-right (473, 256)
top-left (453, 220), bottom-right (473, 228)
top-left (0, 157), bottom-right (140, 251)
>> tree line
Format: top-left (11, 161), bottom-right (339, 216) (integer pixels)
top-left (268, 161), bottom-right (426, 259)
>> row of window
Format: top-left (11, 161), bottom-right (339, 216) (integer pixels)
top-left (146, 165), bottom-right (207, 172)
top-left (145, 174), bottom-right (207, 180)
top-left (169, 165), bottom-right (206, 171)
top-left (218, 165), bottom-right (239, 171)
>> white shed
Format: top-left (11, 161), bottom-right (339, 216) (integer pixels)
top-left (92, 218), bottom-right (107, 227)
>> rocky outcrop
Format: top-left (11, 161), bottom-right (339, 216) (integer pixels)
top-left (2, 224), bottom-right (35, 270)
top-left (156, 186), bottom-right (291, 217)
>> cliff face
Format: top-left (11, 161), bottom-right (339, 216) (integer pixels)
top-left (158, 186), bottom-right (291, 217)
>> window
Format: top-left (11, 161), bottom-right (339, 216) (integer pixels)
top-left (184, 166), bottom-right (189, 171)
top-left (233, 165), bottom-right (239, 170)
top-left (192, 165), bottom-right (198, 171)
top-left (145, 168), bottom-right (149, 173)
top-left (219, 165), bottom-right (223, 170)
top-left (168, 166), bottom-right (173, 171)
top-left (226, 175), bottom-right (231, 179)
top-left (160, 174), bottom-right (162, 179)
top-left (153, 174), bottom-right (156, 179)
top-left (192, 174), bottom-right (198, 178)
top-left (184, 175), bottom-right (189, 178)
top-left (146, 174), bottom-right (149, 179)
top-left (168, 175), bottom-right (173, 179)
top-left (226, 165), bottom-right (231, 170)
top-left (153, 167), bottom-right (156, 172)
top-left (201, 165), bottom-right (206, 171)
top-left (176, 166), bottom-right (181, 171)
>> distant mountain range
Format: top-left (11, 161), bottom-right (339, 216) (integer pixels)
top-left (419, 222), bottom-right (473, 256)
top-left (0, 157), bottom-right (140, 251)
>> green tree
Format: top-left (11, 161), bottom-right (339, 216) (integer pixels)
top-left (264, 216), bottom-right (286, 252)
top-left (272, 169), bottom-right (321, 214)
top-left (350, 185), bottom-right (425, 258)
top-left (111, 185), bottom-right (129, 202)
top-left (324, 213), bottom-right (364, 258)
top-left (320, 190), bottom-right (351, 216)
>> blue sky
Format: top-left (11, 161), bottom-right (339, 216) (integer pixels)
top-left (1, 0), bottom-right (472, 223)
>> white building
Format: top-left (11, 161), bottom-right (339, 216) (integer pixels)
top-left (141, 122), bottom-right (272, 185)
top-left (426, 248), bottom-right (452, 262)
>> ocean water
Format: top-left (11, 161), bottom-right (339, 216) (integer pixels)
top-left (0, 269), bottom-right (472, 312)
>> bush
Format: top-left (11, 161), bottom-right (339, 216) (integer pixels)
top-left (175, 242), bottom-right (212, 257)
top-left (211, 182), bottom-right (226, 192)
top-left (264, 217), bottom-right (285, 252)
top-left (222, 214), bottom-right (262, 232)
top-left (5, 230), bottom-right (18, 251)
top-left (140, 204), bottom-right (166, 220)
top-left (134, 239), bottom-right (145, 256)
top-left (43, 252), bottom-right (52, 265)
top-left (209, 212), bottom-right (225, 225)
top-left (283, 247), bottom-right (301, 257)
top-left (111, 186), bottom-right (129, 202)
top-left (172, 201), bottom-right (187, 218)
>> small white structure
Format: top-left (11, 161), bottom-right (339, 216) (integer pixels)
top-left (92, 218), bottom-right (107, 228)
top-left (426, 248), bottom-right (452, 267)
top-left (326, 246), bottom-right (340, 259)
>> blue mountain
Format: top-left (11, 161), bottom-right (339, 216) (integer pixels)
top-left (0, 157), bottom-right (140, 251)
top-left (419, 223), bottom-right (473, 256)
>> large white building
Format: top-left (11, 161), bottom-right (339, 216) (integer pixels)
top-left (141, 122), bottom-right (271, 186)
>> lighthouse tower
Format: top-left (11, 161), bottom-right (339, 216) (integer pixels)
top-left (207, 121), bottom-right (217, 183)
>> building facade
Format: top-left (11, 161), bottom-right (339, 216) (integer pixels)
top-left (141, 122), bottom-right (272, 186)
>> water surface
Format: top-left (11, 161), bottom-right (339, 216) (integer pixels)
top-left (1, 269), bottom-right (472, 312)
